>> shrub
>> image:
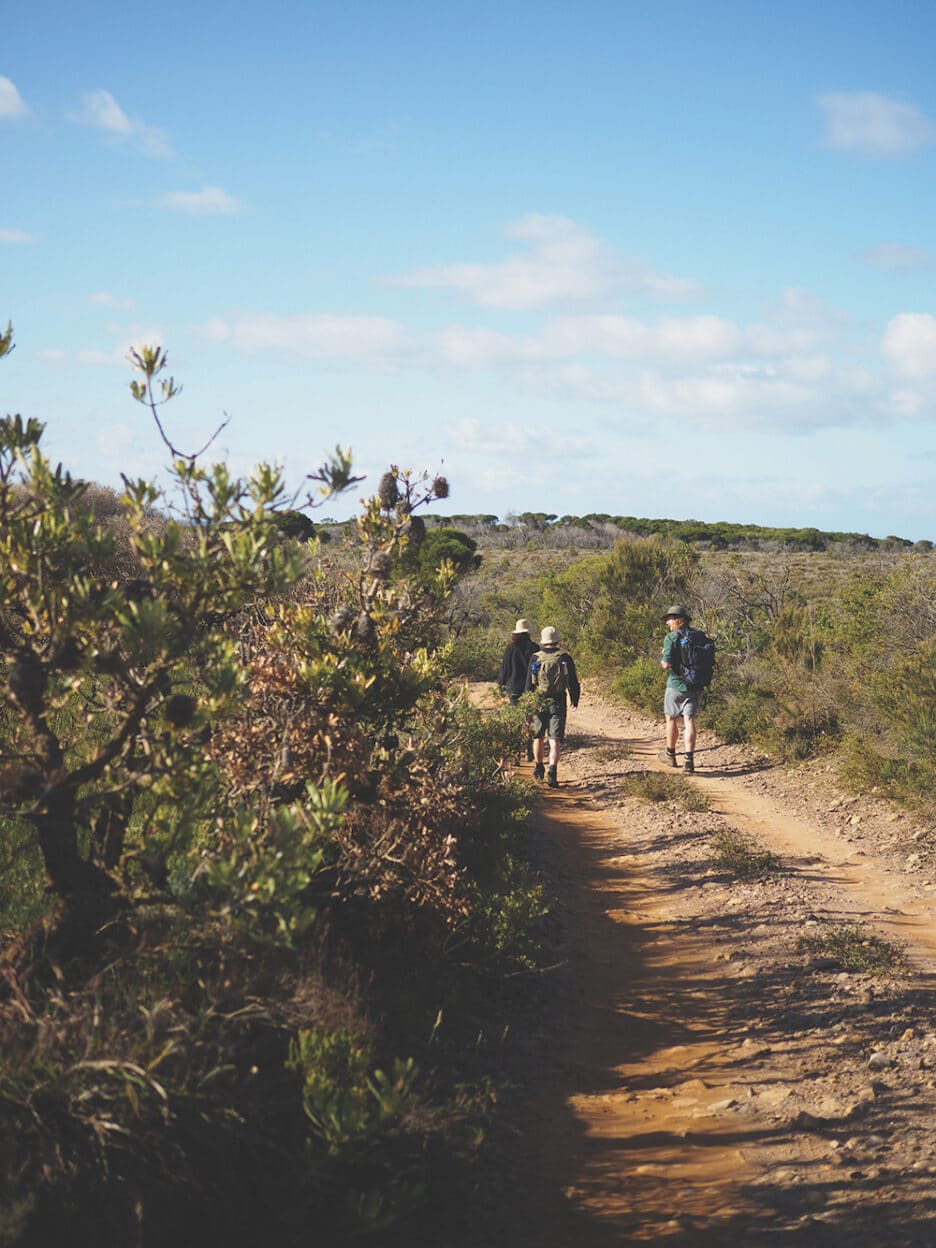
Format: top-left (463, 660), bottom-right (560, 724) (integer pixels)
top-left (621, 770), bottom-right (710, 812)
top-left (799, 923), bottom-right (902, 975)
top-left (613, 657), bottom-right (662, 715)
top-left (709, 828), bottom-right (775, 878)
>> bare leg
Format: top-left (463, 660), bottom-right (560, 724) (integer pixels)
top-left (666, 716), bottom-right (679, 751)
top-left (684, 716), bottom-right (697, 753)
top-left (533, 734), bottom-right (545, 764)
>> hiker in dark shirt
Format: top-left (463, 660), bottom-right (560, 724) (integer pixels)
top-left (525, 626), bottom-right (580, 788)
top-left (498, 618), bottom-right (537, 762)
top-left (497, 618), bottom-right (537, 704)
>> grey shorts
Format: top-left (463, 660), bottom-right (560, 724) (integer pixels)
top-left (664, 687), bottom-right (699, 719)
top-left (532, 700), bottom-right (567, 742)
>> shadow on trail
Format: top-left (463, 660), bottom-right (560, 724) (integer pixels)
top-left (460, 760), bottom-right (936, 1248)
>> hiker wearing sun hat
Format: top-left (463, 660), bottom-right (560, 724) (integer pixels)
top-left (497, 619), bottom-right (537, 705)
top-left (660, 604), bottom-right (697, 772)
top-left (525, 625), bottom-right (580, 788)
top-left (497, 618), bottom-right (538, 760)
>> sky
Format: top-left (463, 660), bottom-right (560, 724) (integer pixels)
top-left (2, 0), bottom-right (936, 540)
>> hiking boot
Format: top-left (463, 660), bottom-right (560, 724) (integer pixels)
top-left (547, 766), bottom-right (558, 788)
top-left (533, 762), bottom-right (545, 781)
top-left (658, 749), bottom-right (678, 768)
top-left (684, 753), bottom-right (695, 774)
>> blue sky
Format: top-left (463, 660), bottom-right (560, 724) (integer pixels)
top-left (3, 0), bottom-right (935, 539)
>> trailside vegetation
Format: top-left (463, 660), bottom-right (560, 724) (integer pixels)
top-left (450, 516), bottom-right (936, 815)
top-left (0, 327), bottom-right (545, 1246)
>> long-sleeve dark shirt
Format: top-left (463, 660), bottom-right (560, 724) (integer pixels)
top-left (497, 635), bottom-right (537, 698)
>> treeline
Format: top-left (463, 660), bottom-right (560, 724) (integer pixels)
top-left (348, 512), bottom-right (930, 552)
top-left (0, 334), bottom-right (540, 1246)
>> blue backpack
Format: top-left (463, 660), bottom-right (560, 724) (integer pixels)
top-left (676, 627), bottom-right (716, 689)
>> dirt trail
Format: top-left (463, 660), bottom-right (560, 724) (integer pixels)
top-left (473, 683), bottom-right (936, 1247)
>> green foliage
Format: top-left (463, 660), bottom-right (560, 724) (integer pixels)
top-left (202, 781), bottom-right (347, 946)
top-left (0, 343), bottom-right (318, 903)
top-left (533, 537), bottom-right (699, 675)
top-left (799, 923), bottom-right (902, 975)
top-left (621, 770), bottom-right (710, 812)
top-left (0, 329), bottom-right (551, 1245)
top-left (288, 1028), bottom-right (419, 1154)
top-left (271, 508), bottom-right (316, 541)
top-left (411, 526), bottom-right (481, 585)
top-left (704, 681), bottom-right (775, 745)
top-left (612, 656), bottom-right (662, 715)
top-left (709, 828), bottom-right (775, 878)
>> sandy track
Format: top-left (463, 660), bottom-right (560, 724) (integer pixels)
top-left (470, 682), bottom-right (936, 1247)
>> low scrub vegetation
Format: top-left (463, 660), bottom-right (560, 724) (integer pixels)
top-left (448, 507), bottom-right (935, 817)
top-left (709, 828), bottom-right (775, 878)
top-left (799, 923), bottom-right (904, 976)
top-left (621, 770), bottom-right (710, 813)
top-left (0, 328), bottom-right (547, 1246)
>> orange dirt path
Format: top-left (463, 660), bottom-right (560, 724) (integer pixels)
top-left (471, 683), bottom-right (936, 1247)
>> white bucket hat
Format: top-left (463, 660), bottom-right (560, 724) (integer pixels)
top-left (513, 618), bottom-right (532, 635)
top-left (539, 625), bottom-right (561, 646)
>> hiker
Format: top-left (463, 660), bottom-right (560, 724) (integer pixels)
top-left (659, 604), bottom-right (698, 774)
top-left (498, 618), bottom-right (538, 762)
top-left (525, 625), bottom-right (580, 788)
top-left (497, 618), bottom-right (537, 706)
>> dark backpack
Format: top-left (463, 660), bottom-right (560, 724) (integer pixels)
top-left (676, 627), bottom-right (716, 689)
top-left (531, 649), bottom-right (568, 699)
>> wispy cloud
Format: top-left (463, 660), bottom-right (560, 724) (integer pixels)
top-left (856, 243), bottom-right (934, 274)
top-left (391, 215), bottom-right (703, 310)
top-left (197, 254), bottom-right (936, 437)
top-left (881, 313), bottom-right (936, 379)
top-left (198, 313), bottom-right (410, 360)
top-left (0, 76), bottom-right (28, 119)
top-left (89, 291), bottom-right (136, 311)
top-left (0, 227), bottom-right (39, 244)
top-left (818, 91), bottom-right (935, 158)
top-left (35, 324), bottom-right (165, 368)
top-left (69, 88), bottom-right (172, 159)
top-left (157, 186), bottom-right (242, 216)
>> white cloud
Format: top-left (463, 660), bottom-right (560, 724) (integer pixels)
top-left (89, 291), bottom-right (136, 311)
top-left (69, 89), bottom-right (172, 159)
top-left (202, 313), bottom-right (411, 361)
top-left (818, 91), bottom-right (935, 157)
top-left (0, 76), bottom-right (27, 119)
top-left (34, 325), bottom-right (165, 369)
top-left (857, 243), bottom-right (934, 274)
top-left (0, 227), bottom-right (39, 244)
top-left (194, 274), bottom-right (936, 436)
top-left (158, 186), bottom-right (242, 216)
top-left (392, 215), bottom-right (702, 310)
top-left (881, 313), bottom-right (936, 378)
top-left (455, 417), bottom-right (592, 459)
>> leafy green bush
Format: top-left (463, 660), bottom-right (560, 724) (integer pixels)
top-left (709, 828), bottom-right (775, 878)
top-left (799, 923), bottom-right (902, 975)
top-left (0, 329), bottom-right (547, 1245)
top-left (621, 770), bottom-right (709, 812)
top-left (612, 657), bottom-right (662, 715)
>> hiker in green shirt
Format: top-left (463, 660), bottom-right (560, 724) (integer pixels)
top-left (659, 604), bottom-right (698, 774)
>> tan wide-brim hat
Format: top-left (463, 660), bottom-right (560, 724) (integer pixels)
top-left (513, 618), bottom-right (532, 635)
top-left (539, 625), bottom-right (561, 646)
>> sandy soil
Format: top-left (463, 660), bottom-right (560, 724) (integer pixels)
top-left (467, 682), bottom-right (936, 1248)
